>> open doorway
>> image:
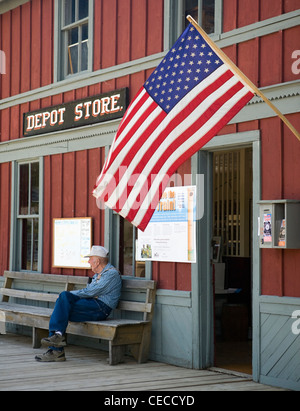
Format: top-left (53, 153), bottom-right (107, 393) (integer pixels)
top-left (212, 148), bottom-right (253, 374)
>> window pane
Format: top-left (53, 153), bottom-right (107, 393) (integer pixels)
top-left (81, 41), bottom-right (88, 71)
top-left (30, 162), bottom-right (39, 215)
top-left (68, 44), bottom-right (78, 74)
top-left (69, 27), bottom-right (78, 45)
top-left (79, 0), bottom-right (89, 20)
top-left (185, 0), bottom-right (198, 27)
top-left (33, 218), bottom-right (39, 271)
top-left (82, 23), bottom-right (88, 41)
top-left (19, 164), bottom-right (29, 215)
top-left (68, 28), bottom-right (79, 74)
top-left (65, 0), bottom-right (76, 25)
top-left (202, 0), bottom-right (215, 34)
top-left (21, 219), bottom-right (32, 270)
top-left (122, 219), bottom-right (134, 276)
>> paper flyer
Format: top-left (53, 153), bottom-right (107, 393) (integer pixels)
top-left (136, 186), bottom-right (197, 263)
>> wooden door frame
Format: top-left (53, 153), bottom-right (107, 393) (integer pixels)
top-left (191, 130), bottom-right (261, 381)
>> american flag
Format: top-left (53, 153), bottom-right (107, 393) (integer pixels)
top-left (93, 23), bottom-right (254, 231)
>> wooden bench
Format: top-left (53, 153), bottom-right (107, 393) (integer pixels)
top-left (0, 271), bottom-right (156, 365)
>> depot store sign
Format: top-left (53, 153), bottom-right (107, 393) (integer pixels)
top-left (23, 88), bottom-right (128, 137)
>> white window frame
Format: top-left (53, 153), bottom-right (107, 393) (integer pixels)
top-left (164, 0), bottom-right (222, 50)
top-left (10, 158), bottom-right (44, 273)
top-left (54, 0), bottom-right (94, 82)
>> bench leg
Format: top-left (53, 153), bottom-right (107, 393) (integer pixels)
top-left (0, 312), bottom-right (7, 334)
top-left (109, 342), bottom-right (126, 365)
top-left (33, 327), bottom-right (48, 349)
top-left (130, 324), bottom-right (151, 364)
top-left (0, 321), bottom-right (6, 335)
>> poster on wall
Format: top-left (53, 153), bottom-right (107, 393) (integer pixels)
top-left (136, 186), bottom-right (197, 263)
top-left (53, 217), bottom-right (92, 269)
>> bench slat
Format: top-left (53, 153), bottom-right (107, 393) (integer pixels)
top-left (3, 271), bottom-right (88, 285)
top-left (122, 278), bottom-right (156, 290)
top-left (0, 288), bottom-right (58, 303)
top-left (117, 300), bottom-right (152, 313)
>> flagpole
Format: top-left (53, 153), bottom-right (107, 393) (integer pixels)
top-left (187, 15), bottom-right (300, 142)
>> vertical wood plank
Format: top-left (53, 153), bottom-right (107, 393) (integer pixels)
top-left (41, 0), bottom-right (53, 86)
top-left (117, 0), bottom-right (131, 65)
top-left (146, 0), bottom-right (164, 55)
top-left (93, 0), bottom-right (102, 71)
top-left (31, 0), bottom-right (42, 90)
top-left (238, 39), bottom-right (259, 88)
top-left (11, 7), bottom-right (21, 96)
top-left (237, 0), bottom-right (259, 28)
top-left (63, 152), bottom-right (75, 218)
top-left (260, 0), bottom-right (283, 20)
top-left (131, 0), bottom-right (147, 60)
top-left (222, 0), bottom-right (238, 32)
top-left (20, 2), bottom-right (31, 93)
top-left (101, 0), bottom-right (117, 69)
top-left (283, 27), bottom-right (300, 83)
top-left (75, 150), bottom-right (88, 217)
top-left (1, 11), bottom-right (11, 99)
top-left (260, 32), bottom-right (283, 87)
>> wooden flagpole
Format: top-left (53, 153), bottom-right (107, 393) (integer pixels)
top-left (187, 15), bottom-right (300, 142)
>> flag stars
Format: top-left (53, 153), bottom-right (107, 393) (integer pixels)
top-left (144, 24), bottom-right (224, 113)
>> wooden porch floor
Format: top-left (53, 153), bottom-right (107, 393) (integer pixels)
top-left (0, 333), bottom-right (287, 391)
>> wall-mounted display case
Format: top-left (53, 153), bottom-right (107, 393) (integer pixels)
top-left (258, 200), bottom-right (300, 249)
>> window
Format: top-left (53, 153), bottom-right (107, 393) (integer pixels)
top-left (17, 161), bottom-right (40, 271)
top-left (213, 149), bottom-right (252, 257)
top-left (184, 0), bottom-right (215, 34)
top-left (119, 218), bottom-right (145, 277)
top-left (166, 0), bottom-right (222, 47)
top-left (57, 0), bottom-right (93, 80)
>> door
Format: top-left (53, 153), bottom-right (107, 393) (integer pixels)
top-left (212, 148), bottom-right (253, 374)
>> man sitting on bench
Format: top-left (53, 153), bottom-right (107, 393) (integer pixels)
top-left (35, 246), bottom-right (122, 362)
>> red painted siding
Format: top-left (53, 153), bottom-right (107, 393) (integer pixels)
top-left (0, 0), bottom-right (299, 297)
top-left (41, 148), bottom-right (106, 276)
top-left (223, 0), bottom-right (299, 32)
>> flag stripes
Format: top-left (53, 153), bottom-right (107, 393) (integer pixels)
top-left (93, 24), bottom-right (254, 231)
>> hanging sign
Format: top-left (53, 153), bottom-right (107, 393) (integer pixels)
top-left (136, 186), bottom-right (197, 263)
top-left (23, 88), bottom-right (128, 137)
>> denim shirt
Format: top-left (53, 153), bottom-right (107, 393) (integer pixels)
top-left (70, 263), bottom-right (122, 309)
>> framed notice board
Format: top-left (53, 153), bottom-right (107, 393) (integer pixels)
top-left (53, 217), bottom-right (92, 269)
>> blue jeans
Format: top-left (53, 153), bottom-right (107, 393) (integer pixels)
top-left (48, 291), bottom-right (111, 350)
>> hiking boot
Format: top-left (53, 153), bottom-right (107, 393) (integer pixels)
top-left (41, 333), bottom-right (67, 347)
top-left (35, 349), bottom-right (66, 362)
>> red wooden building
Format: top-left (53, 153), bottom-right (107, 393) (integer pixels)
top-left (0, 0), bottom-right (300, 390)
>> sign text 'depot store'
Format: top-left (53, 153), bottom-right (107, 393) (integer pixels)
top-left (23, 88), bottom-right (128, 137)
